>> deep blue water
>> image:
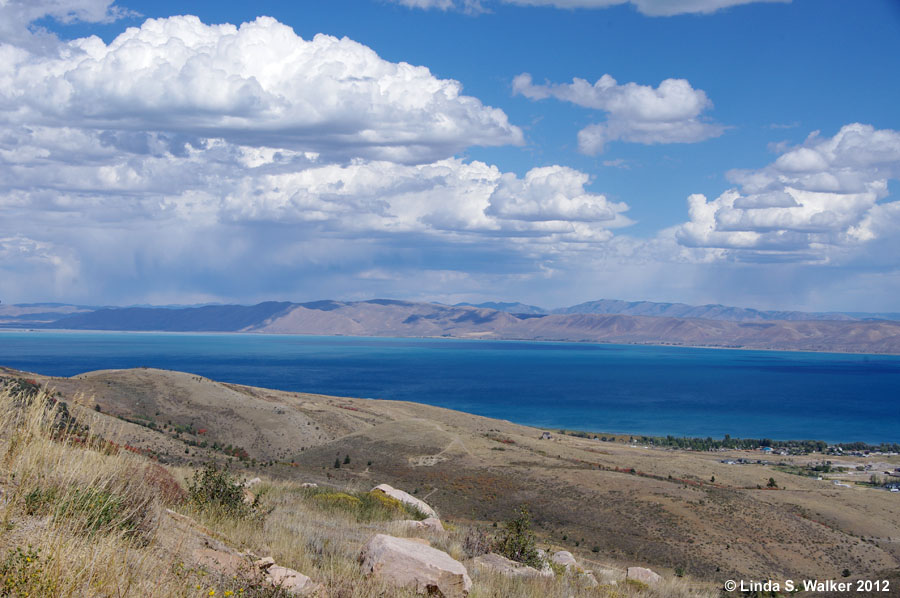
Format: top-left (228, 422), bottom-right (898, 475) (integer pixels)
top-left (1, 330), bottom-right (897, 443)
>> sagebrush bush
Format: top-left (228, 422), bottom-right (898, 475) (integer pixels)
top-left (188, 461), bottom-right (257, 519)
top-left (493, 506), bottom-right (543, 569)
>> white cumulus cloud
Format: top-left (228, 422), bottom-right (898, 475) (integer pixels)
top-left (486, 166), bottom-right (629, 224)
top-left (513, 73), bottom-right (724, 154)
top-left (673, 124), bottom-right (900, 262)
top-left (0, 14), bottom-right (522, 164)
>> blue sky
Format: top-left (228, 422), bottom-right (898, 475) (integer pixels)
top-left (2, 0), bottom-right (899, 310)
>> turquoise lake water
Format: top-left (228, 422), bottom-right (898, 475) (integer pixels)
top-left (0, 330), bottom-right (897, 443)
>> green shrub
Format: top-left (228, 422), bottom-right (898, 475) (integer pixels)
top-left (493, 506), bottom-right (542, 569)
top-left (188, 461), bottom-right (256, 519)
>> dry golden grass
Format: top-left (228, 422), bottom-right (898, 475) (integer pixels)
top-left (0, 388), bottom-right (186, 596)
top-left (0, 386), bottom-right (717, 597)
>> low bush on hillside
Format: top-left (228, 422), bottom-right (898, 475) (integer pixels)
top-left (493, 506), bottom-right (543, 569)
top-left (188, 461), bottom-right (258, 519)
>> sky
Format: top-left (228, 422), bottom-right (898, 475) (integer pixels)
top-left (1, 0), bottom-right (899, 311)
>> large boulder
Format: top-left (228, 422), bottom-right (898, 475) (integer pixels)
top-left (372, 484), bottom-right (437, 518)
top-left (359, 534), bottom-right (471, 597)
top-left (472, 553), bottom-right (552, 579)
top-left (627, 566), bottom-right (661, 585)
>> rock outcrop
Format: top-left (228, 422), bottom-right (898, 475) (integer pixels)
top-left (359, 534), bottom-right (471, 597)
top-left (627, 566), bottom-right (661, 585)
top-left (371, 483), bottom-right (438, 518)
top-left (472, 553), bottom-right (552, 578)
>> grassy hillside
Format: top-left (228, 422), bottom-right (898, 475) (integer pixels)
top-left (0, 381), bottom-right (718, 597)
top-left (1, 367), bottom-right (898, 597)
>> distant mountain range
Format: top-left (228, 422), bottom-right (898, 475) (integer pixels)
top-left (3, 298), bottom-right (900, 354)
top-left (456, 299), bottom-right (900, 322)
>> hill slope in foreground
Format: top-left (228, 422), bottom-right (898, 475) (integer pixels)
top-left (19, 299), bottom-right (900, 354)
top-left (1, 365), bottom-right (898, 597)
